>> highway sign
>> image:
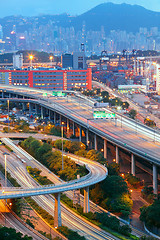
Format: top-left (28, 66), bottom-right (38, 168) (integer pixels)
top-left (52, 91), bottom-right (66, 97)
top-left (93, 111), bottom-right (115, 119)
top-left (93, 111), bottom-right (106, 118)
top-left (106, 113), bottom-right (116, 118)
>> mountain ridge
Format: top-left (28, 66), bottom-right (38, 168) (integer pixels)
top-left (0, 3), bottom-right (160, 34)
top-left (71, 2), bottom-right (160, 33)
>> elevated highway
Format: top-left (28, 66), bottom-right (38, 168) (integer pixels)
top-left (0, 137), bottom-right (107, 230)
top-left (0, 85), bottom-right (160, 194)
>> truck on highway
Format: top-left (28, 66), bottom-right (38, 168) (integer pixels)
top-left (94, 102), bottom-right (109, 108)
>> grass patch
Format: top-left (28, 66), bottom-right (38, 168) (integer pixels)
top-left (27, 166), bottom-right (54, 185)
top-left (3, 144), bottom-right (13, 152)
top-left (26, 197), bottom-right (54, 227)
top-left (0, 163), bottom-right (20, 187)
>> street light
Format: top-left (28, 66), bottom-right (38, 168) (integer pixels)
top-left (3, 152), bottom-right (9, 188)
top-left (7, 99), bottom-right (9, 132)
top-left (49, 56), bottom-right (53, 67)
top-left (61, 121), bottom-right (65, 171)
top-left (29, 55), bottom-right (34, 68)
top-left (3, 152), bottom-right (9, 227)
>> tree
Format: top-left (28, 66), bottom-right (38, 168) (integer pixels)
top-left (121, 101), bottom-right (129, 109)
top-left (144, 118), bottom-right (156, 127)
top-left (86, 149), bottom-right (105, 162)
top-left (35, 143), bottom-right (52, 162)
top-left (107, 162), bottom-right (120, 176)
top-left (90, 184), bottom-right (104, 204)
top-left (54, 139), bottom-right (66, 150)
top-left (26, 219), bottom-right (35, 229)
top-left (0, 227), bottom-right (32, 240)
top-left (50, 126), bottom-right (61, 136)
top-left (129, 109), bottom-right (137, 119)
top-left (140, 199), bottom-right (160, 228)
top-left (101, 176), bottom-right (128, 198)
top-left (28, 139), bottom-right (41, 157)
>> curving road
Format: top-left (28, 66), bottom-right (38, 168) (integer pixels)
top-left (0, 138), bottom-right (120, 240)
top-left (0, 85), bottom-right (160, 166)
top-left (0, 137), bottom-right (107, 200)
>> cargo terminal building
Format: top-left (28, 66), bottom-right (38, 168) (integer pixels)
top-left (0, 68), bottom-right (92, 90)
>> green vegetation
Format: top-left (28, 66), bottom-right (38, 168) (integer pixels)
top-left (141, 186), bottom-right (155, 203)
top-left (125, 174), bottom-right (141, 188)
top-left (110, 98), bottom-right (129, 109)
top-left (26, 197), bottom-right (54, 227)
top-left (0, 163), bottom-right (20, 187)
top-left (14, 120), bottom-right (30, 133)
top-left (96, 212), bottom-right (131, 236)
top-left (20, 137), bottom-right (88, 181)
top-left (58, 226), bottom-right (85, 240)
top-left (26, 219), bottom-right (35, 229)
top-left (53, 140), bottom-right (132, 218)
top-left (3, 143), bottom-right (13, 152)
top-left (39, 231), bottom-right (62, 240)
top-left (107, 162), bottom-right (120, 176)
top-left (140, 199), bottom-right (160, 229)
top-left (89, 165), bottom-right (133, 218)
top-left (144, 118), bottom-right (156, 128)
top-left (3, 127), bottom-right (12, 133)
top-left (0, 226), bottom-right (32, 240)
top-left (61, 194), bottom-right (134, 239)
top-left (26, 197), bottom-right (85, 240)
top-left (90, 175), bottom-right (132, 218)
top-left (53, 139), bottom-right (86, 153)
top-left (50, 126), bottom-right (62, 136)
top-left (81, 90), bottom-right (129, 109)
top-left (27, 166), bottom-right (53, 185)
top-left (35, 124), bottom-right (63, 137)
top-left (53, 139), bottom-right (105, 163)
top-left (129, 109), bottom-right (137, 119)
top-left (10, 198), bottom-right (30, 217)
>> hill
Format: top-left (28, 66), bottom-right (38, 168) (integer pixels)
top-left (1, 3), bottom-right (160, 34)
top-left (70, 2), bottom-right (160, 33)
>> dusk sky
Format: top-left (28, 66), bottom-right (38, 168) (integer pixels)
top-left (0, 0), bottom-right (160, 17)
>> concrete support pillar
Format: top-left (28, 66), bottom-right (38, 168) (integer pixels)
top-left (29, 103), bottom-right (32, 114)
top-left (54, 193), bottom-right (62, 228)
top-left (41, 106), bottom-right (44, 119)
top-left (59, 115), bottom-right (62, 125)
top-left (104, 139), bottom-right (107, 159)
top-left (9, 93), bottom-right (11, 98)
top-left (54, 112), bottom-right (56, 124)
top-left (84, 187), bottom-right (90, 213)
top-left (94, 134), bottom-right (97, 151)
top-left (35, 104), bottom-right (38, 115)
top-left (67, 118), bottom-right (69, 134)
top-left (49, 110), bottom-right (51, 120)
top-left (73, 122), bottom-right (75, 136)
top-left (131, 154), bottom-right (136, 176)
top-left (116, 146), bottom-right (119, 164)
top-left (86, 129), bottom-right (89, 146)
top-left (22, 102), bottom-right (26, 111)
top-left (79, 126), bottom-right (82, 142)
top-left (2, 91), bottom-right (4, 98)
top-left (153, 164), bottom-right (158, 195)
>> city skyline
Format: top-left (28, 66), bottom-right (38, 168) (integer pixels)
top-left (0, 0), bottom-right (160, 17)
